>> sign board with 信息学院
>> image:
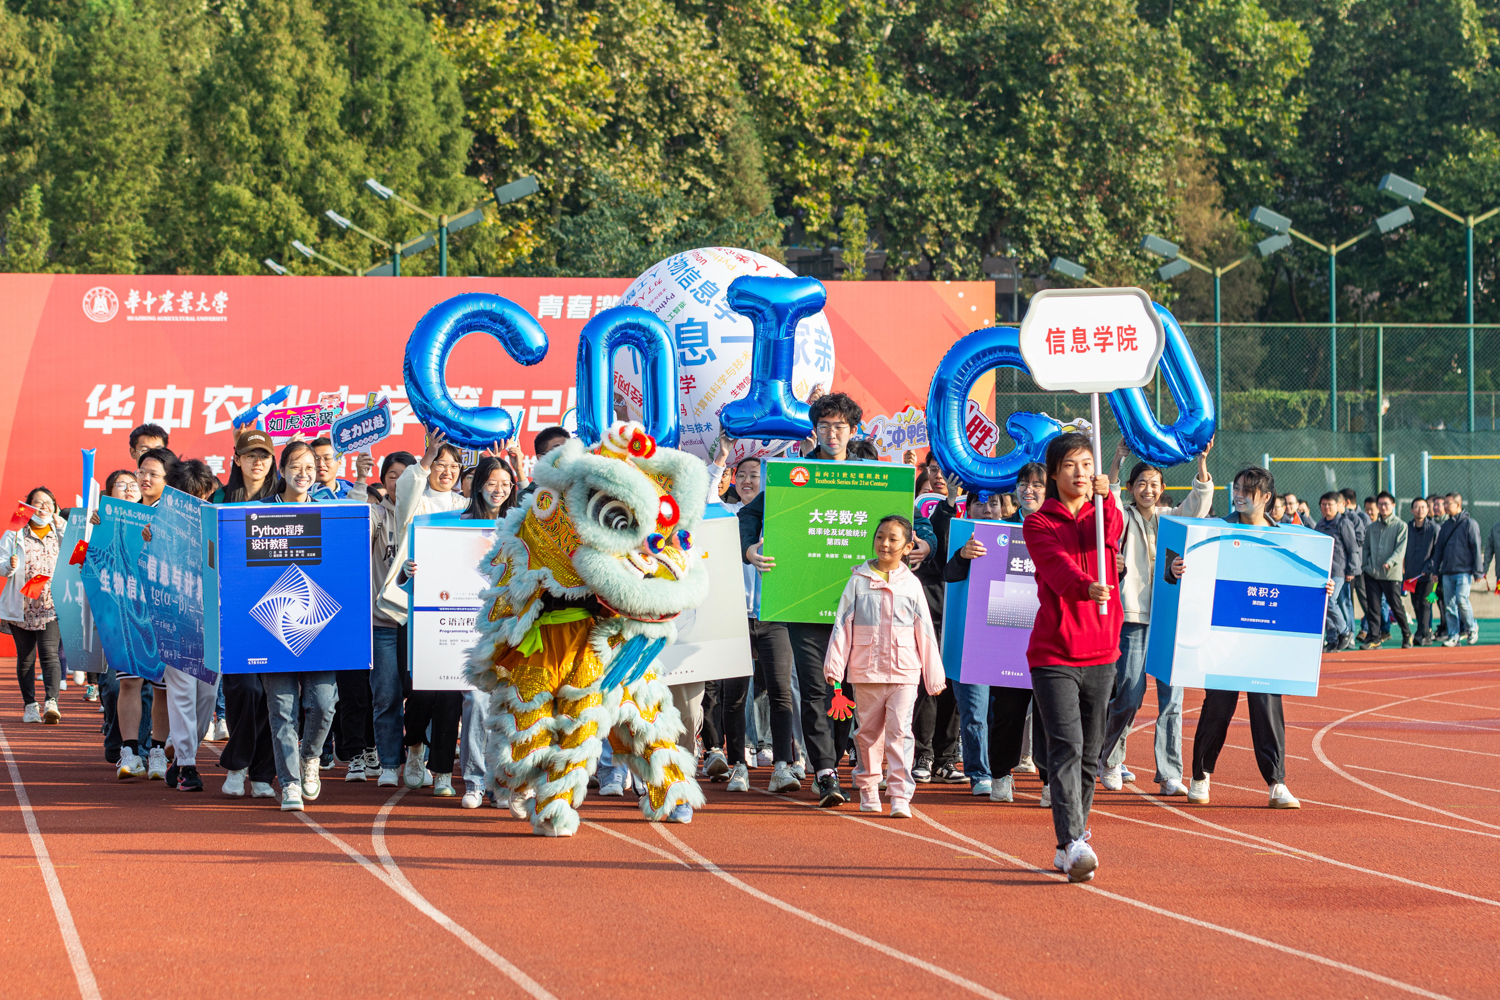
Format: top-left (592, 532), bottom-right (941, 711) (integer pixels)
top-left (942, 518), bottom-right (1035, 688)
top-left (202, 501), bottom-right (372, 674)
top-left (1145, 516), bottom-right (1333, 696)
top-left (1017, 287), bottom-right (1166, 392)
top-left (653, 509), bottom-right (752, 685)
top-left (407, 514), bottom-right (493, 691)
top-left (757, 459), bottom-right (917, 623)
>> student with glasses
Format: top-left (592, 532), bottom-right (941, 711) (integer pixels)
top-left (3, 488), bottom-right (66, 724)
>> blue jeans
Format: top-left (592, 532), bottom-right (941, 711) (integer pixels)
top-left (459, 690), bottom-right (488, 793)
top-left (1325, 578), bottom-right (1349, 639)
top-left (1442, 573), bottom-right (1476, 636)
top-left (371, 626), bottom-right (405, 768)
top-left (1337, 580), bottom-right (1355, 637)
top-left (261, 671), bottom-right (337, 789)
top-left (954, 682), bottom-right (990, 782)
top-left (1099, 622), bottom-right (1183, 783)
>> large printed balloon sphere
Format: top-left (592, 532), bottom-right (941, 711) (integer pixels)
top-left (617, 247), bottom-right (835, 462)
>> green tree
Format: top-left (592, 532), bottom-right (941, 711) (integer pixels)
top-left (0, 182), bottom-right (51, 272)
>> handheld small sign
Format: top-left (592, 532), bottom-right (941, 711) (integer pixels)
top-left (233, 385), bottom-right (292, 430)
top-left (1018, 287), bottom-right (1165, 615)
top-left (330, 396), bottom-right (393, 454)
top-left (264, 401), bottom-right (344, 444)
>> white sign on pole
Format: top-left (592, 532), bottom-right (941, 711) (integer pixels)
top-left (409, 518), bottom-right (494, 691)
top-left (653, 514), bottom-right (753, 685)
top-left (1017, 287), bottom-right (1165, 391)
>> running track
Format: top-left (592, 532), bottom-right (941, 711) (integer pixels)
top-left (3, 648), bottom-right (1497, 1000)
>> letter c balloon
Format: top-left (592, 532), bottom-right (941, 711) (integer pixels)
top-left (402, 293), bottom-right (549, 449)
top-left (926, 326), bottom-right (1063, 491)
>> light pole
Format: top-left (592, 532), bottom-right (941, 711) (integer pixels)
top-left (291, 239), bottom-right (358, 275)
top-left (263, 258), bottom-right (289, 275)
top-left (1378, 172), bottom-right (1500, 433)
top-left (1249, 204), bottom-right (1414, 432)
top-left (323, 210), bottom-right (419, 277)
top-left (1139, 231), bottom-right (1289, 419)
top-left (362, 176), bottom-right (536, 276)
top-left (1049, 257), bottom-right (1105, 287)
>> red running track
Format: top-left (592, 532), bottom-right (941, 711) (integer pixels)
top-left (2, 647), bottom-right (1497, 1000)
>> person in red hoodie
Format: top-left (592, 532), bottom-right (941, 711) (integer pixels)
top-left (1023, 432), bottom-right (1123, 884)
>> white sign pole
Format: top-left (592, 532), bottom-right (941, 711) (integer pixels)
top-left (1090, 391), bottom-right (1107, 615)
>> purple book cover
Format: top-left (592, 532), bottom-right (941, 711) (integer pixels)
top-left (959, 522), bottom-right (1037, 688)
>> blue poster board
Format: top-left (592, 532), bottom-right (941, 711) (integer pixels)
top-left (941, 519), bottom-right (976, 680)
top-left (152, 488), bottom-right (213, 683)
top-left (53, 511), bottom-right (105, 676)
top-left (204, 502), bottom-right (373, 674)
top-left (1145, 516), bottom-right (1334, 696)
top-left (79, 496), bottom-right (161, 681)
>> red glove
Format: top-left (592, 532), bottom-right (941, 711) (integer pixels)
top-left (827, 687), bottom-right (856, 721)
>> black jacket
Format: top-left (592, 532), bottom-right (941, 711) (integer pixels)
top-left (1404, 517), bottom-right (1440, 579)
top-left (1314, 516), bottom-right (1359, 579)
top-left (1432, 510), bottom-right (1484, 576)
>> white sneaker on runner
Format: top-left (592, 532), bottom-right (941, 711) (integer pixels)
top-left (1468, 630), bottom-right (1481, 646)
top-left (889, 799), bottom-right (912, 819)
top-left (280, 783), bottom-right (304, 812)
top-left (42, 698), bottom-right (60, 724)
top-left (1159, 778), bottom-right (1190, 797)
top-left (1268, 783), bottom-right (1300, 809)
top-left (768, 761), bottom-right (801, 793)
top-left (377, 767), bottom-right (399, 788)
top-left (146, 746), bottom-right (169, 780)
top-left (117, 748), bottom-right (142, 779)
top-left (214, 718), bottom-right (231, 741)
top-left (250, 781), bottom-right (277, 798)
top-left (1188, 776), bottom-right (1210, 804)
top-left (433, 773), bottom-right (455, 797)
top-left (461, 788), bottom-right (484, 809)
top-left (1442, 636), bottom-right (1461, 647)
top-left (344, 756), bottom-right (366, 782)
top-left (599, 767), bottom-right (626, 797)
top-left (1119, 764), bottom-right (1135, 783)
top-left (222, 768), bottom-right (248, 797)
top-left (363, 749), bottom-right (380, 775)
top-left (1015, 755), bottom-right (1037, 774)
top-left (1038, 785), bottom-right (1051, 809)
top-left (402, 746), bottom-right (426, 789)
top-left (791, 759), bottom-right (807, 780)
top-left (726, 763), bottom-right (750, 792)
top-left (1100, 765), bottom-right (1123, 791)
top-left (1063, 833), bottom-right (1098, 882)
top-left (21, 702), bottom-right (41, 723)
top-left (756, 748), bottom-right (774, 769)
top-left (300, 756), bottom-right (322, 801)
top-left (1053, 848), bottom-right (1067, 871)
top-left (508, 787), bottom-right (534, 820)
top-left (669, 803), bottom-right (693, 824)
top-left (990, 774), bottom-right (1014, 803)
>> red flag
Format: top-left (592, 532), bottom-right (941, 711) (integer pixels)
top-left (20, 574), bottom-right (50, 599)
top-left (7, 501), bottom-right (38, 533)
top-left (69, 539), bottom-right (89, 566)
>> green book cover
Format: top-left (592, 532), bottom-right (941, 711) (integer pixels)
top-left (758, 458), bottom-right (918, 623)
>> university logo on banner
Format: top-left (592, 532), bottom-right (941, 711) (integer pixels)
top-left (790, 466), bottom-right (810, 486)
top-left (82, 287), bottom-right (118, 323)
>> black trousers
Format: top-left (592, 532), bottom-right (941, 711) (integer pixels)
top-left (749, 618), bottom-right (798, 764)
top-left (701, 679), bottom-right (722, 750)
top-left (1192, 690), bottom-right (1285, 785)
top-left (986, 686), bottom-right (1050, 784)
top-left (717, 675), bottom-right (750, 762)
top-left (1412, 577), bottom-right (1436, 637)
top-left (13, 621), bottom-right (61, 704)
top-left (405, 690), bottom-right (462, 773)
top-left (786, 621), bottom-right (852, 773)
top-left (1361, 575), bottom-right (1410, 637)
top-left (220, 672), bottom-right (276, 783)
top-left (913, 684), bottom-right (960, 765)
top-left (335, 669), bottom-right (373, 755)
top-left (1030, 664), bottom-right (1114, 849)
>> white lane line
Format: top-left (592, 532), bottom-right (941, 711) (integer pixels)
top-left (647, 820), bottom-right (1015, 1000)
top-left (1344, 773), bottom-right (1500, 791)
top-left (580, 820), bottom-right (692, 868)
top-left (908, 808), bottom-right (1460, 1000)
top-left (1114, 785), bottom-right (1500, 908)
top-left (748, 790), bottom-right (1457, 999)
top-left (1211, 780), bottom-right (1500, 841)
top-left (1287, 724), bottom-right (1500, 758)
top-left (1369, 711), bottom-right (1500, 734)
top-left (300, 797), bottom-right (558, 1000)
top-left (0, 721), bottom-right (100, 1000)
top-left (1421, 697), bottom-right (1500, 713)
top-left (1312, 685), bottom-right (1500, 833)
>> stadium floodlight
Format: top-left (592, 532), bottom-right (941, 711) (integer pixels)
top-left (446, 206), bottom-right (486, 234)
top-left (290, 239), bottom-right (354, 275)
top-left (1156, 258), bottom-right (1193, 280)
top-left (1249, 206), bottom-right (1293, 235)
top-left (1256, 233), bottom-right (1292, 257)
top-left (362, 178), bottom-right (504, 275)
top-left (364, 178), bottom-right (396, 201)
top-left (1377, 173), bottom-right (1426, 205)
top-left (493, 176), bottom-right (540, 207)
top-left (324, 210), bottom-right (354, 230)
top-left (263, 258), bottom-right (288, 275)
top-left (1049, 257), bottom-right (1087, 280)
top-left (1374, 205), bottom-right (1415, 235)
top-left (1140, 235), bottom-right (1181, 259)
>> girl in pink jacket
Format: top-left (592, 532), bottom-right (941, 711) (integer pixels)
top-left (824, 515), bottom-right (946, 818)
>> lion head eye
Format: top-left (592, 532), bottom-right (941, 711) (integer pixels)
top-left (586, 489), bottom-right (637, 532)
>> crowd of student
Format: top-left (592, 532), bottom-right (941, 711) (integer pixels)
top-left (6, 397), bottom-right (1497, 885)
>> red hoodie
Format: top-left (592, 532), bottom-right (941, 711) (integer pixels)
top-left (1022, 492), bottom-right (1124, 669)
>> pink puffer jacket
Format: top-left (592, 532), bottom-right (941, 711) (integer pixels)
top-left (823, 561), bottom-right (945, 694)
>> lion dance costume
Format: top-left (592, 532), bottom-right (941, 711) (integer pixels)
top-left (464, 422), bottom-right (710, 837)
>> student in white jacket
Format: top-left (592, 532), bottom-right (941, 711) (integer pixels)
top-left (1097, 439), bottom-right (1214, 796)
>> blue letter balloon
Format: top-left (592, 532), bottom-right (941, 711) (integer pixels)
top-left (575, 306), bottom-right (680, 447)
top-left (402, 293), bottom-right (549, 449)
top-left (716, 275), bottom-right (825, 442)
top-left (926, 326), bottom-right (1063, 491)
top-left (1107, 303), bottom-right (1215, 466)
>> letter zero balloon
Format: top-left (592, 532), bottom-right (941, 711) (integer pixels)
top-left (1105, 303), bottom-right (1215, 466)
top-left (574, 306), bottom-right (680, 447)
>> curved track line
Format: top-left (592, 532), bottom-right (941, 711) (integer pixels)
top-left (1289, 724), bottom-right (1500, 758)
top-left (1208, 780), bottom-right (1500, 840)
top-left (647, 821), bottom-right (1015, 1000)
top-left (0, 721), bottom-right (100, 1000)
top-left (907, 808), bottom-right (1460, 1000)
top-left (579, 820), bottom-right (692, 867)
top-left (1342, 765), bottom-right (1500, 794)
top-left (1368, 711), bottom-right (1500, 733)
top-left (298, 797), bottom-right (558, 1000)
top-left (1312, 686), bottom-right (1500, 832)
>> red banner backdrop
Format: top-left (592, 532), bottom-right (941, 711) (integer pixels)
top-left (0, 274), bottom-right (995, 507)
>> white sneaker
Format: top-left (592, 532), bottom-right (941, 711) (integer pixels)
top-left (1159, 778), bottom-right (1189, 797)
top-left (300, 756), bottom-right (322, 801)
top-left (146, 746), bottom-right (169, 780)
top-left (989, 774), bottom-right (1014, 803)
top-left (1268, 783), bottom-right (1301, 809)
top-left (344, 756), bottom-right (366, 782)
top-left (461, 788), bottom-right (484, 809)
top-left (508, 787), bottom-right (534, 820)
top-left (402, 746), bottom-right (426, 789)
top-left (117, 748), bottom-right (143, 779)
top-left (1188, 776), bottom-right (1210, 804)
top-left (1468, 630), bottom-right (1481, 646)
top-left (21, 702), bottom-right (41, 723)
top-left (42, 698), bottom-right (60, 724)
top-left (1119, 764), bottom-right (1135, 783)
top-left (211, 718), bottom-right (230, 741)
top-left (889, 799), bottom-right (912, 819)
top-left (669, 802), bottom-right (693, 824)
top-left (377, 767), bottom-right (399, 788)
top-left (1442, 636), bottom-right (1460, 647)
top-left (726, 763), bottom-right (750, 792)
top-left (433, 773), bottom-right (455, 797)
top-left (791, 758), bottom-right (807, 780)
top-left (1015, 754), bottom-right (1037, 774)
top-left (280, 783), bottom-right (304, 812)
top-left (73, 670), bottom-right (86, 685)
top-left (222, 768), bottom-right (248, 797)
top-left (599, 768), bottom-right (626, 796)
top-left (756, 748), bottom-right (774, 769)
top-left (1052, 848), bottom-right (1067, 871)
top-left (971, 778), bottom-right (992, 796)
top-left (423, 768), bottom-right (434, 788)
top-left (859, 791), bottom-right (882, 812)
top-left (363, 749), bottom-right (380, 775)
top-left (250, 781), bottom-right (277, 798)
top-left (1038, 785), bottom-right (1051, 808)
top-left (1100, 765), bottom-right (1123, 791)
top-left (768, 761), bottom-right (801, 793)
top-left (1063, 834), bottom-right (1098, 882)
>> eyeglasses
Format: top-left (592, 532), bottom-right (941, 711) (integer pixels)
top-left (815, 421), bottom-right (850, 432)
top-left (1016, 483), bottom-right (1045, 494)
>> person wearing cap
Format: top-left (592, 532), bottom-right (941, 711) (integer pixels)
top-left (213, 429), bottom-right (279, 504)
